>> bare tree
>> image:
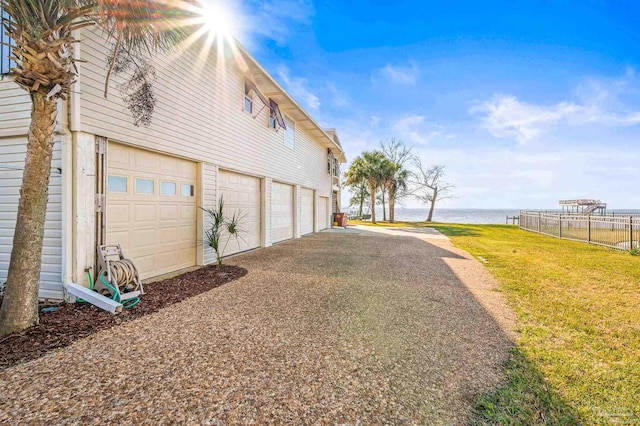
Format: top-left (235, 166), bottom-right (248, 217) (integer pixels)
top-left (412, 160), bottom-right (453, 222)
top-left (380, 138), bottom-right (415, 222)
top-left (380, 138), bottom-right (414, 168)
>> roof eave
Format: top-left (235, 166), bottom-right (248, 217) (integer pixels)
top-left (234, 41), bottom-right (347, 163)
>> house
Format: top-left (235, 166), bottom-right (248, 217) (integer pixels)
top-left (0, 27), bottom-right (346, 300)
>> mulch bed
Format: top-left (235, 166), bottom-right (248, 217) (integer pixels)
top-left (0, 264), bottom-right (247, 371)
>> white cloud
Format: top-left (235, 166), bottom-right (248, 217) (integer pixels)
top-left (376, 61), bottom-right (420, 85)
top-left (326, 82), bottom-right (349, 107)
top-left (244, 0), bottom-right (314, 46)
top-left (391, 114), bottom-right (452, 145)
top-left (471, 95), bottom-right (582, 143)
top-left (472, 71), bottom-right (640, 144)
top-left (277, 66), bottom-right (321, 110)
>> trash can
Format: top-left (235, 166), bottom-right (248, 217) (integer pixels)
top-left (333, 213), bottom-right (347, 227)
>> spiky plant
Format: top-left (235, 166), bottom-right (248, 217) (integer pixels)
top-left (0, 0), bottom-right (186, 336)
top-left (202, 197), bottom-right (246, 266)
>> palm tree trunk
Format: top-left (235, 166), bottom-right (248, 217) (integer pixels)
top-left (369, 182), bottom-right (377, 224)
top-left (358, 185), bottom-right (365, 217)
top-left (381, 190), bottom-right (387, 221)
top-left (0, 92), bottom-right (57, 336)
top-left (389, 189), bottom-right (395, 223)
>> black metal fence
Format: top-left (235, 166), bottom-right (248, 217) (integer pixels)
top-left (520, 211), bottom-right (640, 251)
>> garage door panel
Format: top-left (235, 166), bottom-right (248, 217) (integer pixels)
top-left (218, 170), bottom-right (261, 257)
top-left (271, 182), bottom-right (294, 243)
top-left (107, 143), bottom-right (196, 279)
top-left (132, 229), bottom-right (157, 248)
top-left (300, 188), bottom-right (314, 235)
top-left (318, 196), bottom-right (329, 230)
top-left (106, 204), bottom-right (130, 224)
top-left (134, 204), bottom-right (156, 222)
top-left (159, 205), bottom-right (178, 220)
top-left (109, 144), bottom-right (130, 168)
top-left (181, 205), bottom-right (196, 220)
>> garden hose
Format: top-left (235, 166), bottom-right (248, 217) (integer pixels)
top-left (98, 271), bottom-right (140, 309)
top-left (78, 265), bottom-right (140, 309)
top-left (75, 269), bottom-right (95, 304)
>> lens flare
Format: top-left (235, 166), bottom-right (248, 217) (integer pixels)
top-left (200, 1), bottom-right (236, 39)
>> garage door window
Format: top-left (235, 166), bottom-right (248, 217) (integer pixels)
top-left (181, 184), bottom-right (194, 197)
top-left (160, 181), bottom-right (176, 196)
top-left (107, 175), bottom-right (127, 193)
top-left (135, 178), bottom-right (154, 194)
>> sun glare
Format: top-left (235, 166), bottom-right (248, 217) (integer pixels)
top-left (200, 2), bottom-right (236, 39)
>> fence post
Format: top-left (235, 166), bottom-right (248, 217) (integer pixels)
top-left (538, 212), bottom-right (541, 233)
top-left (587, 215), bottom-right (591, 243)
top-left (559, 214), bottom-right (563, 238)
top-left (630, 216), bottom-right (634, 250)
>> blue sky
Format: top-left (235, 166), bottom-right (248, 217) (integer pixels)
top-left (224, 0), bottom-right (640, 209)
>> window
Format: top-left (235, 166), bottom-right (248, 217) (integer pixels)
top-left (135, 178), bottom-right (154, 194)
top-left (160, 181), bottom-right (176, 196)
top-left (181, 184), bottom-right (194, 197)
top-left (244, 82), bottom-right (253, 113)
top-left (269, 110), bottom-right (277, 129)
top-left (1, 9), bottom-right (16, 76)
top-left (107, 176), bottom-right (127, 193)
top-left (284, 115), bottom-right (295, 149)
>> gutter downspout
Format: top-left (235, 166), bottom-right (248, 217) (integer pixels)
top-left (62, 30), bottom-right (82, 301)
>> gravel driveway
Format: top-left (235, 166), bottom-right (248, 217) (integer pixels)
top-left (0, 229), bottom-right (515, 425)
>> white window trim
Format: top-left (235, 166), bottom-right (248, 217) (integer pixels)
top-left (283, 115), bottom-right (295, 150)
top-left (244, 83), bottom-right (253, 114)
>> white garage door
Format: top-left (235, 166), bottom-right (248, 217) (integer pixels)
top-left (271, 182), bottom-right (294, 243)
top-left (300, 188), bottom-right (314, 235)
top-left (318, 196), bottom-right (329, 230)
top-left (218, 170), bottom-right (261, 256)
top-left (0, 137), bottom-right (63, 299)
top-left (106, 143), bottom-right (197, 280)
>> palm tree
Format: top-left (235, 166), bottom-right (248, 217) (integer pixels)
top-left (0, 0), bottom-right (184, 336)
top-left (344, 156), bottom-right (369, 218)
top-left (380, 138), bottom-right (414, 223)
top-left (385, 165), bottom-right (410, 223)
top-left (360, 151), bottom-right (391, 224)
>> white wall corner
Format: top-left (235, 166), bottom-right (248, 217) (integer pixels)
top-left (72, 132), bottom-right (97, 286)
top-left (196, 162), bottom-right (205, 266)
top-left (261, 177), bottom-right (272, 247)
top-left (313, 189), bottom-right (319, 233)
top-left (294, 184), bottom-right (301, 238)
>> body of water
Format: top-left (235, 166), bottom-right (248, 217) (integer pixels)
top-left (364, 208), bottom-right (640, 225)
top-left (390, 208), bottom-right (520, 224)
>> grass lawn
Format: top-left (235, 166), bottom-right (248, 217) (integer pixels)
top-left (351, 220), bottom-right (640, 425)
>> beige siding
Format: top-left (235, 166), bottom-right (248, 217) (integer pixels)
top-left (0, 79), bottom-right (31, 137)
top-left (0, 78), bottom-right (65, 137)
top-left (0, 136), bottom-right (63, 299)
top-left (78, 28), bottom-right (333, 199)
